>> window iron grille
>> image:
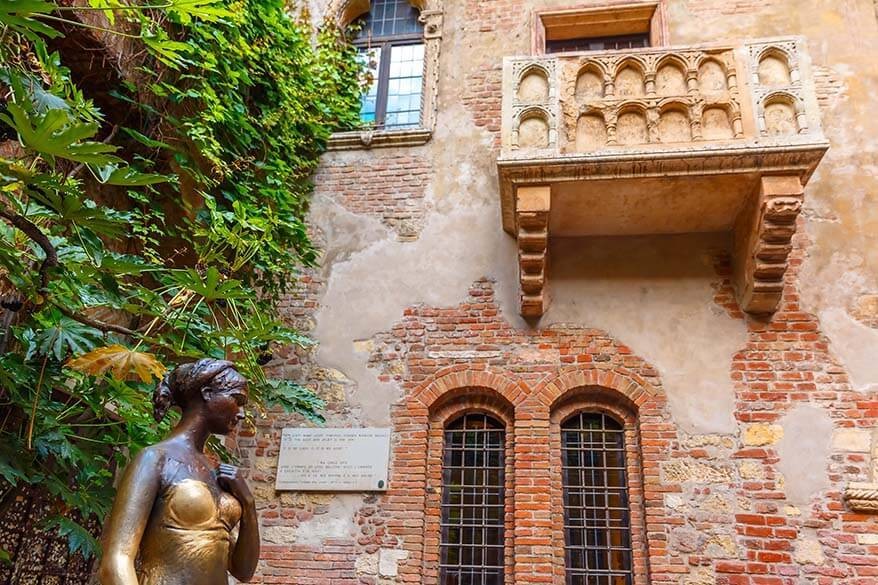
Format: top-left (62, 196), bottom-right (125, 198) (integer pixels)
top-left (439, 413), bottom-right (506, 585)
top-left (561, 412), bottom-right (633, 585)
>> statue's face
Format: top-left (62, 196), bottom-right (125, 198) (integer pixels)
top-left (203, 370), bottom-right (248, 434)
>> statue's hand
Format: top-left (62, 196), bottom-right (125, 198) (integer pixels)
top-left (217, 463), bottom-right (255, 507)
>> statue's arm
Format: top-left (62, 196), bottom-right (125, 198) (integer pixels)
top-left (99, 448), bottom-right (161, 585)
top-left (229, 493), bottom-right (259, 581)
top-left (217, 463), bottom-right (259, 581)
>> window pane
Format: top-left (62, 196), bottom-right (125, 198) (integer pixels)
top-left (562, 412), bottom-right (633, 585)
top-left (384, 43), bottom-right (424, 129)
top-left (357, 47), bottom-right (382, 124)
top-left (352, 0), bottom-right (422, 42)
top-left (441, 414), bottom-right (505, 585)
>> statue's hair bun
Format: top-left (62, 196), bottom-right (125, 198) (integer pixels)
top-left (152, 374), bottom-right (174, 422)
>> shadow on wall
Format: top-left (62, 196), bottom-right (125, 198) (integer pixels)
top-left (543, 232), bottom-right (747, 435)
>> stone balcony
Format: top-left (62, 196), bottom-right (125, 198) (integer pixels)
top-left (497, 37), bottom-right (829, 318)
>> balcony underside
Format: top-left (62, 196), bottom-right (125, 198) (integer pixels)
top-left (498, 142), bottom-right (828, 318)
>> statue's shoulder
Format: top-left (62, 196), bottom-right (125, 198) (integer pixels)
top-left (129, 443), bottom-right (168, 471)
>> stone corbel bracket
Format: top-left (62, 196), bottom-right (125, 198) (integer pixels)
top-left (845, 482), bottom-right (878, 513)
top-left (516, 186), bottom-right (550, 318)
top-left (733, 175), bottom-right (803, 314)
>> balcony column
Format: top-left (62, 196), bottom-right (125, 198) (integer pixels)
top-left (644, 72), bottom-right (656, 96)
top-left (733, 175), bottom-right (804, 314)
top-left (516, 186), bottom-right (551, 318)
top-left (686, 68), bottom-right (699, 95)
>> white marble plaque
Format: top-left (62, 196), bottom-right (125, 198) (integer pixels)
top-left (275, 427), bottom-right (391, 491)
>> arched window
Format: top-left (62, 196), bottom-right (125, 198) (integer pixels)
top-left (561, 412), bottom-right (633, 585)
top-left (440, 413), bottom-right (505, 585)
top-left (352, 0), bottom-right (425, 129)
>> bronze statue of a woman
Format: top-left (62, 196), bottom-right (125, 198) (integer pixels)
top-left (99, 359), bottom-right (260, 585)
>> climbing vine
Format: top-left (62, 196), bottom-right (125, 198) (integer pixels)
top-left (0, 0), bottom-right (361, 558)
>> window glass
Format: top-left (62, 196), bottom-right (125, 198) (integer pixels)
top-left (385, 43), bottom-right (424, 129)
top-left (354, 0), bottom-right (421, 41)
top-left (357, 47), bottom-right (382, 124)
top-left (351, 0), bottom-right (424, 128)
top-left (561, 412), bottom-right (633, 585)
top-left (440, 413), bottom-right (505, 585)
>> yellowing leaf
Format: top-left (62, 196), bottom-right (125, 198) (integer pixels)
top-left (66, 345), bottom-right (167, 383)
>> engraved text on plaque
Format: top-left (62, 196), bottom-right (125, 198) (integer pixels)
top-left (275, 428), bottom-right (391, 491)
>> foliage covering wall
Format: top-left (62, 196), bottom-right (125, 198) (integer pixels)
top-left (0, 0), bottom-right (361, 559)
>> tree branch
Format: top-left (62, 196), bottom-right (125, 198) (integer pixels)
top-left (0, 208), bottom-right (137, 337)
top-left (0, 208), bottom-right (58, 291)
top-left (52, 303), bottom-right (137, 336)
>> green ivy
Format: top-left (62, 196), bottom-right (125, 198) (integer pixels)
top-left (0, 0), bottom-right (362, 558)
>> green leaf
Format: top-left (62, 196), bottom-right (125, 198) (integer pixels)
top-left (0, 0), bottom-right (60, 41)
top-left (31, 313), bottom-right (103, 361)
top-left (121, 127), bottom-right (177, 151)
top-left (0, 459), bottom-right (27, 485)
top-left (27, 189), bottom-right (127, 237)
top-left (165, 0), bottom-right (233, 24)
top-left (96, 165), bottom-right (168, 186)
top-left (142, 30), bottom-right (193, 69)
top-left (0, 549), bottom-right (10, 564)
top-left (43, 516), bottom-right (100, 558)
top-left (263, 379), bottom-right (325, 423)
top-left (0, 103), bottom-right (122, 165)
top-left (169, 267), bottom-right (248, 301)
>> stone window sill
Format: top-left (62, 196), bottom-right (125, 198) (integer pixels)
top-left (327, 127), bottom-right (432, 150)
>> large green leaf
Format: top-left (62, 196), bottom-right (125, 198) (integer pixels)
top-left (0, 0), bottom-right (60, 41)
top-left (263, 379), bottom-right (325, 423)
top-left (169, 266), bottom-right (248, 301)
top-left (165, 0), bottom-right (233, 24)
top-left (27, 189), bottom-right (126, 237)
top-left (96, 164), bottom-right (168, 186)
top-left (0, 103), bottom-right (122, 165)
top-left (141, 29), bottom-right (192, 69)
top-left (42, 516), bottom-right (99, 558)
top-left (29, 313), bottom-right (104, 361)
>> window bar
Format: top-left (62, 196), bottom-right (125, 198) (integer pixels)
top-left (439, 413), bottom-right (506, 585)
top-left (561, 412), bottom-right (633, 585)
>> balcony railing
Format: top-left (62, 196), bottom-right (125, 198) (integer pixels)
top-left (496, 37), bottom-right (829, 317)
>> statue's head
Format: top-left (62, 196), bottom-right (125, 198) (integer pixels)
top-left (153, 359), bottom-right (248, 434)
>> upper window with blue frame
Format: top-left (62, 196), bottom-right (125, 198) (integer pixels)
top-left (351, 0), bottom-right (425, 130)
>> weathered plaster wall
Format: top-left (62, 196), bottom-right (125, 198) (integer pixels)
top-left (238, 1), bottom-right (878, 584)
top-left (669, 0), bottom-right (878, 392)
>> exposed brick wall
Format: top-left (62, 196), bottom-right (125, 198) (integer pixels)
top-left (313, 154), bottom-right (431, 241)
top-left (365, 281), bottom-right (670, 584)
top-left (232, 1), bottom-right (878, 584)
top-left (246, 238), bottom-right (878, 585)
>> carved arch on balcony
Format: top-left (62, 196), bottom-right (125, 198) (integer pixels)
top-left (574, 61), bottom-right (608, 101)
top-left (760, 90), bottom-right (807, 136)
top-left (700, 102), bottom-right (740, 140)
top-left (653, 53), bottom-right (689, 97)
top-left (614, 101), bottom-right (650, 145)
top-left (513, 106), bottom-right (554, 150)
top-left (516, 63), bottom-right (552, 104)
top-left (573, 106), bottom-right (609, 151)
top-left (696, 56), bottom-right (729, 93)
top-left (655, 99), bottom-right (692, 142)
top-left (326, 0), bottom-right (444, 147)
top-left (754, 46), bottom-right (795, 87)
top-left (612, 57), bottom-right (647, 98)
